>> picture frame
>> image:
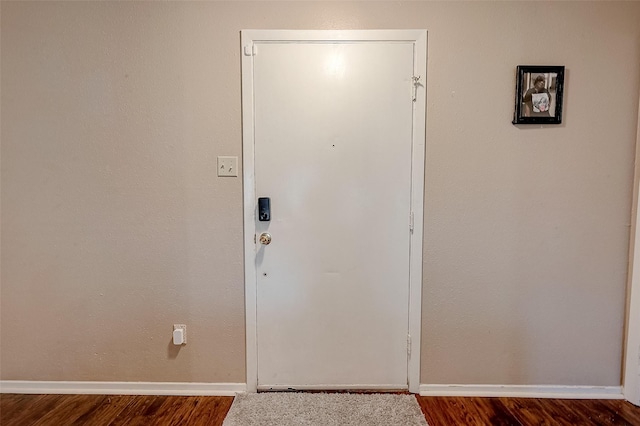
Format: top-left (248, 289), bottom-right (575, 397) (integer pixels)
top-left (512, 65), bottom-right (565, 125)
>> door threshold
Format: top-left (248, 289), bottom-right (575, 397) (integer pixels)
top-left (258, 386), bottom-right (410, 394)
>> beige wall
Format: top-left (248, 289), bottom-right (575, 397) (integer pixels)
top-left (2, 1), bottom-right (639, 386)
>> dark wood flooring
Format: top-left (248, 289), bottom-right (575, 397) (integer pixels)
top-left (417, 396), bottom-right (640, 425)
top-left (1, 393), bottom-right (639, 425)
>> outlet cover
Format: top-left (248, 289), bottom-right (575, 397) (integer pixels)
top-left (217, 156), bottom-right (238, 177)
top-left (173, 324), bottom-right (187, 344)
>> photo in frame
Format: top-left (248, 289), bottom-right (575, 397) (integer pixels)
top-left (513, 65), bottom-right (565, 125)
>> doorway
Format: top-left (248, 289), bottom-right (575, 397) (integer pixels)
top-left (241, 30), bottom-right (427, 393)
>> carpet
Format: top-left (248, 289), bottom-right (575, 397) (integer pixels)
top-left (222, 392), bottom-right (428, 426)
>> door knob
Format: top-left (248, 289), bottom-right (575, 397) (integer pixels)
top-left (259, 232), bottom-right (272, 245)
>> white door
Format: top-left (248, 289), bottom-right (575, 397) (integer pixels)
top-left (242, 30), bottom-right (426, 391)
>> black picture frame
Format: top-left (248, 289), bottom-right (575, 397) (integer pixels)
top-left (513, 65), bottom-right (564, 125)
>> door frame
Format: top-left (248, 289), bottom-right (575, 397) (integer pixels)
top-left (241, 29), bottom-right (427, 393)
top-left (624, 94), bottom-right (640, 406)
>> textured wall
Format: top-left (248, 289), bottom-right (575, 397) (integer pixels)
top-left (1, 1), bottom-right (639, 386)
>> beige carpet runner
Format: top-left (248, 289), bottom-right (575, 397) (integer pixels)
top-left (222, 392), bottom-right (428, 426)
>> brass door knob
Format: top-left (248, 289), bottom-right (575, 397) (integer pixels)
top-left (259, 232), bottom-right (272, 245)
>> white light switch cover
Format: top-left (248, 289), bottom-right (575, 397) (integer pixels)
top-left (218, 156), bottom-right (238, 177)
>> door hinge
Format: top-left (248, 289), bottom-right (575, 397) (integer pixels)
top-left (409, 212), bottom-right (414, 233)
top-left (407, 334), bottom-right (412, 359)
top-left (244, 44), bottom-right (257, 56)
top-left (254, 234), bottom-right (257, 244)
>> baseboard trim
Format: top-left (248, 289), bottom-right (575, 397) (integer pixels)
top-left (1, 381), bottom-right (622, 399)
top-left (419, 384), bottom-right (623, 399)
top-left (0, 380), bottom-right (246, 396)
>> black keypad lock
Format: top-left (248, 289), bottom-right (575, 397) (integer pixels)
top-left (258, 197), bottom-right (271, 221)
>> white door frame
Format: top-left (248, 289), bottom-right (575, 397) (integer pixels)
top-left (624, 95), bottom-right (640, 406)
top-left (241, 30), bottom-right (427, 393)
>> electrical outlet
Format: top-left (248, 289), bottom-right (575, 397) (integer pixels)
top-left (173, 324), bottom-right (187, 345)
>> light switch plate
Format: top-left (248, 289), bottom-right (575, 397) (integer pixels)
top-left (217, 156), bottom-right (238, 177)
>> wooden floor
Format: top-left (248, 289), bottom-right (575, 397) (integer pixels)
top-left (417, 397), bottom-right (640, 425)
top-left (1, 393), bottom-right (640, 425)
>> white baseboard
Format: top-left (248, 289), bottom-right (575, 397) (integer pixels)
top-left (419, 384), bottom-right (623, 399)
top-left (1, 381), bottom-right (623, 399)
top-left (0, 380), bottom-right (246, 396)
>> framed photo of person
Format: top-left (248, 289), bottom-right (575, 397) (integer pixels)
top-left (513, 65), bottom-right (565, 125)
